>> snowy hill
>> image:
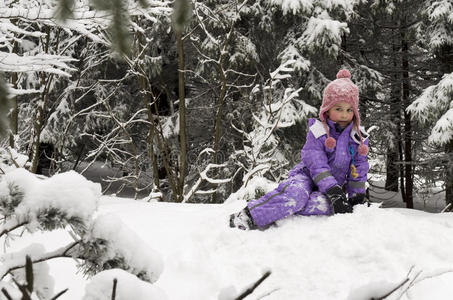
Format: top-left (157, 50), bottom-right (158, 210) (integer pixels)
top-left (24, 196), bottom-right (453, 300)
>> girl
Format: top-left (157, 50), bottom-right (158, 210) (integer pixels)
top-left (230, 69), bottom-right (370, 230)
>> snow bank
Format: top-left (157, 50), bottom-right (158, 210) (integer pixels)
top-left (96, 197), bottom-right (453, 300)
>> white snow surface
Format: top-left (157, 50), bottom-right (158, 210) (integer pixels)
top-left (3, 172), bottom-right (453, 299)
top-left (82, 269), bottom-right (167, 300)
top-left (12, 196), bottom-right (451, 300)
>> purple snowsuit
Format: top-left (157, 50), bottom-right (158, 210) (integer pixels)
top-left (247, 118), bottom-right (369, 228)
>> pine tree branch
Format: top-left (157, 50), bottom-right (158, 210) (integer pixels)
top-left (0, 219), bottom-right (28, 238)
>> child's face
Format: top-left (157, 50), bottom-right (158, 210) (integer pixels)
top-left (326, 101), bottom-right (354, 128)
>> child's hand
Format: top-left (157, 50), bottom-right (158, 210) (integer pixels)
top-left (349, 194), bottom-right (366, 207)
top-left (326, 185), bottom-right (353, 214)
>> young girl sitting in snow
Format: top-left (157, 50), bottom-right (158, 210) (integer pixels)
top-left (230, 69), bottom-right (370, 230)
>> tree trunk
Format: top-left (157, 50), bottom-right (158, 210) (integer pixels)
top-left (385, 27), bottom-right (401, 192)
top-left (401, 16), bottom-right (413, 208)
top-left (135, 30), bottom-right (160, 192)
top-left (30, 26), bottom-right (53, 174)
top-left (8, 20), bottom-right (19, 148)
top-left (398, 140), bottom-right (405, 200)
top-left (139, 76), bottom-right (160, 190)
top-left (176, 30), bottom-right (187, 202)
top-left (211, 22), bottom-right (235, 203)
top-left (446, 140), bottom-right (453, 208)
top-left (9, 72), bottom-right (18, 148)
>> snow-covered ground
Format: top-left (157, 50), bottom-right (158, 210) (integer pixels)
top-left (1, 167), bottom-right (452, 300)
top-left (6, 195), bottom-right (453, 300)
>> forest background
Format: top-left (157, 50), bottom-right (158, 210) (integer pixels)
top-left (0, 0), bottom-right (452, 209)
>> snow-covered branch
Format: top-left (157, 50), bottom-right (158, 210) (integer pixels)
top-left (0, 52), bottom-right (76, 76)
top-left (0, 219), bottom-right (27, 238)
top-left (408, 72), bottom-right (453, 145)
top-left (183, 163), bottom-right (231, 203)
top-left (0, 241), bottom-right (80, 280)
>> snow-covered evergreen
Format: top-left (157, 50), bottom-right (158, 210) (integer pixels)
top-left (408, 72), bottom-right (453, 145)
top-left (0, 163), bottom-right (164, 299)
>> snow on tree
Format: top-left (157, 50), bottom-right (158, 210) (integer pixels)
top-left (231, 59), bottom-right (317, 189)
top-left (407, 72), bottom-right (453, 145)
top-left (267, 0), bottom-right (313, 15)
top-left (79, 213), bottom-right (163, 283)
top-left (411, 0), bottom-right (453, 146)
top-left (0, 0), bottom-right (173, 199)
top-left (422, 0), bottom-right (453, 50)
top-left (0, 163), bottom-right (165, 299)
top-left (301, 11), bottom-right (349, 58)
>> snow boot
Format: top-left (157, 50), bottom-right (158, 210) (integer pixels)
top-left (229, 207), bottom-right (257, 230)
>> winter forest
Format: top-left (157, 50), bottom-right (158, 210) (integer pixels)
top-left (1, 0), bottom-right (453, 299)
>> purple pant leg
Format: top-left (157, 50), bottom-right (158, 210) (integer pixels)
top-left (247, 173), bottom-right (313, 227)
top-left (296, 191), bottom-right (332, 216)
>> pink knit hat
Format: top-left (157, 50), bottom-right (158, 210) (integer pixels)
top-left (319, 69), bottom-right (368, 156)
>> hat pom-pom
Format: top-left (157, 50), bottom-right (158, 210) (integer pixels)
top-left (336, 69), bottom-right (351, 79)
top-left (358, 143), bottom-right (368, 156)
top-left (325, 137), bottom-right (336, 149)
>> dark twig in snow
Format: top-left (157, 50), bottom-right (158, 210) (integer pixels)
top-left (372, 277), bottom-right (410, 300)
top-left (111, 278), bottom-right (118, 300)
top-left (235, 270), bottom-right (271, 300)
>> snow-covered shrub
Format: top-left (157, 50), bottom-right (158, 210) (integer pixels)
top-left (78, 214), bottom-right (163, 283)
top-left (0, 168), bottom-right (165, 299)
top-left (0, 168), bottom-right (99, 234)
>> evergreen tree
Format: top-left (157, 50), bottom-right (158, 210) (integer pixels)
top-left (407, 0), bottom-right (453, 207)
